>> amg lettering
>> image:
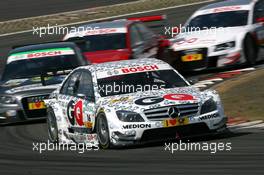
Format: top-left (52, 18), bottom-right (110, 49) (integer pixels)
top-left (123, 124), bottom-right (151, 129)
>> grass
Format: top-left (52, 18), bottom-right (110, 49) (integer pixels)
top-left (214, 69), bottom-right (264, 120)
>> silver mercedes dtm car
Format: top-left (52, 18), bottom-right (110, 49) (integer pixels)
top-left (45, 58), bottom-right (227, 148)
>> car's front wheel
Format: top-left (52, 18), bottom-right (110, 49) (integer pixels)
top-left (47, 108), bottom-right (59, 143)
top-left (96, 113), bottom-right (111, 149)
top-left (244, 34), bottom-right (258, 65)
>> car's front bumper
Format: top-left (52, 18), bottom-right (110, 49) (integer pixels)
top-left (0, 102), bottom-right (47, 124)
top-left (109, 111), bottom-right (227, 146)
top-left (169, 48), bottom-right (244, 71)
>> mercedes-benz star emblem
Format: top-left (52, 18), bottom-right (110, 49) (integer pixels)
top-left (168, 107), bottom-right (180, 119)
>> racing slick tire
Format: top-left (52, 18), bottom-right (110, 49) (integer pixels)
top-left (47, 108), bottom-right (59, 143)
top-left (96, 113), bottom-right (111, 149)
top-left (244, 34), bottom-right (258, 65)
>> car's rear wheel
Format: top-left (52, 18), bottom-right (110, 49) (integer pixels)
top-left (244, 34), bottom-right (258, 65)
top-left (47, 108), bottom-right (59, 143)
top-left (96, 113), bottom-right (111, 149)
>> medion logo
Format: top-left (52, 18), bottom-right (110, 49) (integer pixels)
top-left (123, 124), bottom-right (151, 129)
top-left (199, 113), bottom-right (219, 121)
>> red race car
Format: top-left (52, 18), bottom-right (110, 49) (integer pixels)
top-left (63, 15), bottom-right (170, 64)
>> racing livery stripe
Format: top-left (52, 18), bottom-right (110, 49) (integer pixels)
top-left (7, 47), bottom-right (75, 63)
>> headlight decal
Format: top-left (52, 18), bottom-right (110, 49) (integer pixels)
top-left (0, 96), bottom-right (17, 104)
top-left (214, 41), bottom-right (235, 52)
top-left (116, 110), bottom-right (145, 122)
top-left (200, 98), bottom-right (217, 115)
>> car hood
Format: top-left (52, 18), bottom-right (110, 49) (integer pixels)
top-left (99, 87), bottom-right (209, 112)
top-left (83, 49), bottom-right (130, 64)
top-left (0, 76), bottom-right (64, 95)
top-left (170, 26), bottom-right (248, 51)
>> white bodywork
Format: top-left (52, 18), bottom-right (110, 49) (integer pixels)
top-left (170, 0), bottom-right (264, 70)
top-left (45, 58), bottom-right (227, 147)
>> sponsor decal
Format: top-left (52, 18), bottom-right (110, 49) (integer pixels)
top-left (135, 96), bottom-right (164, 106)
top-left (84, 28), bottom-right (127, 36)
top-left (121, 65), bottom-right (159, 74)
top-left (135, 94), bottom-right (196, 106)
top-left (84, 121), bottom-right (93, 128)
top-left (74, 100), bottom-right (84, 126)
top-left (27, 95), bottom-right (49, 110)
top-left (67, 100), bottom-right (84, 126)
top-left (87, 134), bottom-right (98, 142)
top-left (123, 124), bottom-right (151, 129)
top-left (67, 100), bottom-right (75, 125)
top-left (199, 113), bottom-right (219, 121)
top-left (96, 63), bottom-right (171, 79)
top-left (110, 97), bottom-right (131, 104)
top-left (163, 94), bottom-right (195, 101)
top-left (163, 117), bottom-right (189, 128)
top-left (212, 6), bottom-right (241, 13)
top-left (28, 101), bottom-right (46, 110)
top-left (7, 47), bottom-right (75, 63)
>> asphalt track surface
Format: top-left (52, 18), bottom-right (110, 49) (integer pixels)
top-left (0, 0), bottom-right (135, 21)
top-left (0, 1), bottom-right (264, 175)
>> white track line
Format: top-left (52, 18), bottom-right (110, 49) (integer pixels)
top-left (0, 0), bottom-right (216, 37)
top-left (193, 84), bottom-right (207, 88)
top-left (229, 120), bottom-right (263, 128)
top-left (195, 81), bottom-right (214, 85)
top-left (240, 122), bottom-right (264, 129)
top-left (205, 78), bottom-right (223, 81)
top-left (224, 67), bottom-right (256, 73)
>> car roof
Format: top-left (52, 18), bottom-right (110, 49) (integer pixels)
top-left (78, 58), bottom-right (168, 73)
top-left (9, 42), bottom-right (78, 55)
top-left (200, 0), bottom-right (255, 10)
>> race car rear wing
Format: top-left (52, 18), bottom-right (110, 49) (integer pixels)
top-left (128, 15), bottom-right (167, 35)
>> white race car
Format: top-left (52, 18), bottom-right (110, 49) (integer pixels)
top-left (169, 0), bottom-right (264, 71)
top-left (45, 58), bottom-right (227, 148)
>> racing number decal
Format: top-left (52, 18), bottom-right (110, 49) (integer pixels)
top-left (135, 94), bottom-right (195, 106)
top-left (67, 100), bottom-right (84, 126)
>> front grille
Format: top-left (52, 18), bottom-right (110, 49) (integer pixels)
top-left (144, 103), bottom-right (199, 121)
top-left (140, 123), bottom-right (210, 142)
top-left (172, 48), bottom-right (208, 70)
top-left (21, 95), bottom-right (50, 119)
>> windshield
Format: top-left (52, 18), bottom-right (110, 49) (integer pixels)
top-left (186, 10), bottom-right (249, 30)
top-left (82, 33), bottom-right (126, 52)
top-left (97, 70), bottom-right (188, 97)
top-left (2, 47), bottom-right (80, 80)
